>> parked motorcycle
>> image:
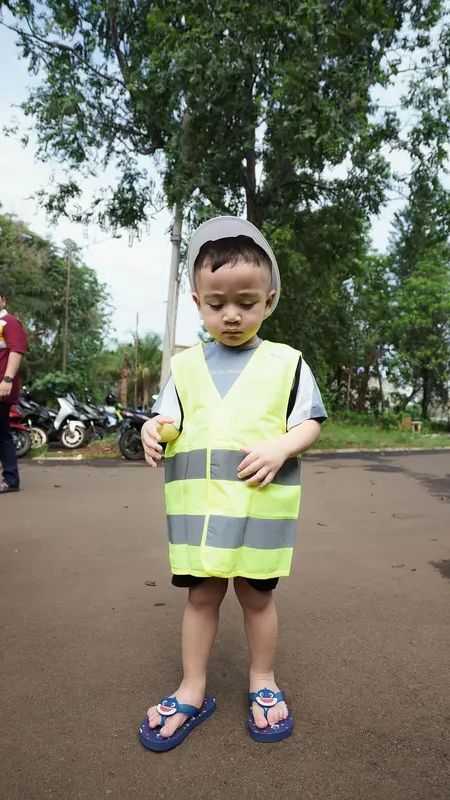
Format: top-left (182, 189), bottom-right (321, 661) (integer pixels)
top-left (99, 392), bottom-right (125, 434)
top-left (73, 393), bottom-right (109, 442)
top-left (118, 410), bottom-right (154, 460)
top-left (15, 393), bottom-right (53, 448)
top-left (9, 405), bottom-right (32, 457)
top-left (45, 395), bottom-right (88, 449)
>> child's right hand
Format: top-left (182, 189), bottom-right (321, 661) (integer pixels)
top-left (141, 415), bottom-right (175, 467)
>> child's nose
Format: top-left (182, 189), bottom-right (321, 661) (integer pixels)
top-left (223, 306), bottom-right (241, 322)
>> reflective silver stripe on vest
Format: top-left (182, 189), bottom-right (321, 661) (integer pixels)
top-left (167, 515), bottom-right (205, 545)
top-left (206, 515), bottom-right (297, 550)
top-left (165, 450), bottom-right (207, 483)
top-left (165, 448), bottom-right (300, 485)
top-left (210, 449), bottom-right (301, 486)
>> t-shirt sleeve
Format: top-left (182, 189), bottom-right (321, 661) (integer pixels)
top-left (287, 359), bottom-right (327, 429)
top-left (3, 314), bottom-right (28, 354)
top-left (151, 374), bottom-right (182, 430)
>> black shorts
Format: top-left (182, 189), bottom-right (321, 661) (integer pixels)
top-left (171, 574), bottom-right (279, 591)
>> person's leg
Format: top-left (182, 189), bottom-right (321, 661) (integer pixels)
top-left (147, 577), bottom-right (228, 738)
top-left (0, 404), bottom-right (20, 489)
top-left (234, 577), bottom-right (288, 728)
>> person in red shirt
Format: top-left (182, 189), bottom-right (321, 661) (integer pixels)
top-left (0, 288), bottom-right (28, 493)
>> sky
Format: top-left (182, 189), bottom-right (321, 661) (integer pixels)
top-left (0, 21), bottom-right (407, 348)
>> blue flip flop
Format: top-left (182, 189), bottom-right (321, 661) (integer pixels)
top-left (247, 687), bottom-right (293, 743)
top-left (139, 694), bottom-right (216, 752)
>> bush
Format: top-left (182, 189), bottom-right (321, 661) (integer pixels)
top-left (379, 411), bottom-right (401, 430)
top-left (30, 371), bottom-right (85, 405)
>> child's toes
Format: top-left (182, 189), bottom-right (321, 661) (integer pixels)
top-left (159, 713), bottom-right (188, 738)
top-left (252, 702), bottom-right (269, 729)
top-left (147, 706), bottom-right (161, 728)
top-left (268, 702), bottom-right (288, 726)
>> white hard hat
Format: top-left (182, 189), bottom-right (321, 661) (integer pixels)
top-left (187, 216), bottom-right (281, 317)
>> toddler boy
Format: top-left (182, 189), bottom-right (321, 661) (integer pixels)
top-left (139, 217), bottom-right (326, 750)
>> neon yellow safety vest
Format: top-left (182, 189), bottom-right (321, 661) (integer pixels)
top-left (164, 340), bottom-right (302, 579)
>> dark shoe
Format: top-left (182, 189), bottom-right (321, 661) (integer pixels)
top-left (0, 482), bottom-right (19, 493)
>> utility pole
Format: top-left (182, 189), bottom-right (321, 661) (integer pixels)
top-left (134, 311), bottom-right (139, 409)
top-left (62, 244), bottom-right (72, 373)
top-left (160, 206), bottom-right (183, 388)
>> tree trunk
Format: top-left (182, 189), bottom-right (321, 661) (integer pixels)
top-left (245, 144), bottom-right (260, 226)
top-left (357, 366), bottom-right (370, 412)
top-left (421, 368), bottom-right (432, 419)
top-left (142, 367), bottom-right (150, 408)
top-left (346, 367), bottom-right (352, 410)
top-left (243, 79), bottom-right (260, 226)
top-left (119, 352), bottom-right (131, 407)
top-left (376, 362), bottom-right (385, 414)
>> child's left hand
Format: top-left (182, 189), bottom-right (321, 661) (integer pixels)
top-left (238, 438), bottom-right (289, 488)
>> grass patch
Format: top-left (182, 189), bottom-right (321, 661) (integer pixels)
top-left (313, 420), bottom-right (450, 451)
top-left (29, 434), bottom-right (121, 459)
top-left (27, 443), bottom-right (48, 459)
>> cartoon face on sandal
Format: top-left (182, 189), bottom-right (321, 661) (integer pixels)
top-left (157, 697), bottom-right (178, 716)
top-left (255, 689), bottom-right (278, 707)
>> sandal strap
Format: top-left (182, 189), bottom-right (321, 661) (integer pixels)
top-left (249, 688), bottom-right (285, 704)
top-left (249, 688), bottom-right (286, 720)
top-left (156, 696), bottom-right (201, 727)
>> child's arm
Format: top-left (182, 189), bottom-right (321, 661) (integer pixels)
top-left (237, 419), bottom-right (321, 488)
top-left (141, 415), bottom-right (180, 467)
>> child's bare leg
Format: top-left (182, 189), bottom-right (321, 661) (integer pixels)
top-left (234, 577), bottom-right (289, 729)
top-left (148, 578), bottom-right (227, 737)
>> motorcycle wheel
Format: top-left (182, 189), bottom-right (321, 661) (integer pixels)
top-left (30, 427), bottom-right (48, 448)
top-left (119, 428), bottom-right (144, 461)
top-left (12, 429), bottom-right (32, 457)
top-left (60, 424), bottom-right (86, 449)
top-left (92, 424), bottom-right (106, 440)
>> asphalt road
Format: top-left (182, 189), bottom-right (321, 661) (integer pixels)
top-left (1, 452), bottom-right (449, 800)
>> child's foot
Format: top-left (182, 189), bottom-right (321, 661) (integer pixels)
top-left (147, 679), bottom-right (205, 739)
top-left (249, 672), bottom-right (289, 728)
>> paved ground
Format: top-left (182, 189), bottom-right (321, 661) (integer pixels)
top-left (1, 452), bottom-right (449, 800)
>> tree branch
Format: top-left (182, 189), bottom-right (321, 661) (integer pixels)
top-left (0, 20), bottom-right (127, 88)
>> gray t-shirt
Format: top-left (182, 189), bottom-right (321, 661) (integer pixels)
top-left (153, 339), bottom-right (327, 430)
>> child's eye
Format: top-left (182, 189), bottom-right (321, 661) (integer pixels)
top-left (208, 304), bottom-right (223, 310)
top-left (241, 303), bottom-right (256, 309)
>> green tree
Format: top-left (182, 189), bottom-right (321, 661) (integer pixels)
top-left (389, 246), bottom-right (450, 418)
top-left (2, 1), bottom-right (449, 406)
top-left (0, 212), bottom-right (110, 388)
top-left (388, 170), bottom-right (450, 417)
top-left (1, 1), bottom-right (446, 231)
top-left (327, 252), bottom-right (393, 414)
top-left (89, 333), bottom-right (162, 407)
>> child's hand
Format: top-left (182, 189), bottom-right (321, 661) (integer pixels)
top-left (141, 415), bottom-right (174, 467)
top-left (238, 438), bottom-right (289, 488)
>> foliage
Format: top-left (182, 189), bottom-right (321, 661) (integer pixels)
top-left (2, 1), bottom-right (448, 232)
top-left (388, 171), bottom-right (450, 418)
top-left (390, 246), bottom-right (450, 417)
top-left (0, 212), bottom-right (110, 387)
top-left (88, 333), bottom-right (162, 406)
top-left (1, 2), bottom-right (450, 417)
top-left (29, 370), bottom-right (84, 404)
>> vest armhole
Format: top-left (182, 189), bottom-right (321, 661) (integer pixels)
top-left (286, 355), bottom-right (302, 422)
top-left (175, 386), bottom-right (184, 433)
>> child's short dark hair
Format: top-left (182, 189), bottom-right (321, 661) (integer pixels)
top-left (194, 235), bottom-right (272, 277)
top-left (0, 287), bottom-right (5, 298)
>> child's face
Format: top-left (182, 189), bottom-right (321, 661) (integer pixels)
top-left (193, 258), bottom-right (276, 346)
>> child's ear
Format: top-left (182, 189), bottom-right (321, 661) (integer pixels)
top-left (192, 292), bottom-right (202, 318)
top-left (265, 289), bottom-right (276, 310)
